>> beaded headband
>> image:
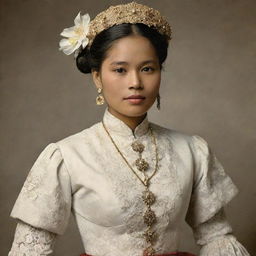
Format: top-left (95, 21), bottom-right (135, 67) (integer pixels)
top-left (59, 1), bottom-right (172, 57)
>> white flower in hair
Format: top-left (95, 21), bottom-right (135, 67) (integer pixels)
top-left (59, 12), bottom-right (90, 55)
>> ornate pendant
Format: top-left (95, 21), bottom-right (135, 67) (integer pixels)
top-left (130, 138), bottom-right (158, 256)
top-left (143, 208), bottom-right (156, 226)
top-left (135, 158), bottom-right (149, 172)
top-left (131, 141), bottom-right (145, 153)
top-left (143, 228), bottom-right (157, 243)
top-left (142, 190), bottom-right (156, 206)
top-left (102, 122), bottom-right (159, 256)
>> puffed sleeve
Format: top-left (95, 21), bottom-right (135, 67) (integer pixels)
top-left (10, 143), bottom-right (72, 235)
top-left (186, 135), bottom-right (251, 255)
top-left (185, 135), bottom-right (239, 227)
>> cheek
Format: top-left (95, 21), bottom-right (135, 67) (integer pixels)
top-left (147, 75), bottom-right (161, 93)
top-left (101, 72), bottom-right (122, 99)
top-left (155, 72), bottom-right (161, 84)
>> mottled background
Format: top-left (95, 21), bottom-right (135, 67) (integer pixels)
top-left (1, 0), bottom-right (255, 255)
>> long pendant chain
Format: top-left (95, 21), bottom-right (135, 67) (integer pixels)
top-left (102, 121), bottom-right (159, 256)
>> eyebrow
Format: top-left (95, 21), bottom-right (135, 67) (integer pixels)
top-left (110, 60), bottom-right (157, 66)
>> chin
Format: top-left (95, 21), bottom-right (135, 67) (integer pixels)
top-left (121, 107), bottom-right (149, 118)
top-left (108, 102), bottom-right (153, 119)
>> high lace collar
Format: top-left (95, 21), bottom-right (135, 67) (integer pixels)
top-left (102, 108), bottom-right (150, 138)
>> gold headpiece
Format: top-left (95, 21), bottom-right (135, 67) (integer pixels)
top-left (87, 2), bottom-right (171, 46)
top-left (59, 1), bottom-right (172, 56)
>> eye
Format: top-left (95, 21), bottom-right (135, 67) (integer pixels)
top-left (114, 68), bottom-right (126, 73)
top-left (142, 66), bottom-right (155, 72)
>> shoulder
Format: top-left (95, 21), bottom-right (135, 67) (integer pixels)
top-left (149, 122), bottom-right (212, 156)
top-left (46, 121), bottom-right (104, 165)
top-left (55, 121), bottom-right (102, 148)
top-left (150, 122), bottom-right (194, 146)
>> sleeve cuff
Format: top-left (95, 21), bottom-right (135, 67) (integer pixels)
top-left (199, 235), bottom-right (251, 256)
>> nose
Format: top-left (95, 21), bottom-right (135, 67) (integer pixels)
top-left (128, 70), bottom-right (143, 90)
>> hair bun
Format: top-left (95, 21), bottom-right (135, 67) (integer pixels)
top-left (76, 47), bottom-right (92, 74)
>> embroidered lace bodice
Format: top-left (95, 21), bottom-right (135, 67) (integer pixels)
top-left (8, 108), bottom-right (251, 256)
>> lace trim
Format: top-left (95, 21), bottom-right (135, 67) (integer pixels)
top-left (8, 221), bottom-right (56, 256)
top-left (199, 235), bottom-right (251, 256)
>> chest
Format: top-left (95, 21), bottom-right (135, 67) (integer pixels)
top-left (66, 133), bottom-right (194, 230)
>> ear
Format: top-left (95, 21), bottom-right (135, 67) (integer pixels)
top-left (92, 69), bottom-right (102, 90)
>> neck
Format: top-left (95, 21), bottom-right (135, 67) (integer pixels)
top-left (108, 108), bottom-right (147, 131)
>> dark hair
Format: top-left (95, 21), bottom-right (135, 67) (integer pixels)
top-left (76, 23), bottom-right (169, 74)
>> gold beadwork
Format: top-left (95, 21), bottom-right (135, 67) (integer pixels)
top-left (87, 2), bottom-right (172, 47)
top-left (131, 141), bottom-right (145, 153)
top-left (143, 208), bottom-right (156, 226)
top-left (135, 158), bottom-right (149, 172)
top-left (142, 190), bottom-right (156, 205)
top-left (143, 228), bottom-right (157, 244)
top-left (102, 122), bottom-right (159, 187)
top-left (102, 121), bottom-right (159, 256)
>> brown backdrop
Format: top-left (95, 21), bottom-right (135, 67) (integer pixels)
top-left (1, 0), bottom-right (255, 255)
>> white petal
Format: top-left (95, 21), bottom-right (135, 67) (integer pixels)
top-left (82, 13), bottom-right (90, 26)
top-left (73, 42), bottom-right (82, 52)
top-left (81, 37), bottom-right (89, 48)
top-left (59, 38), bottom-right (81, 55)
top-left (60, 44), bottom-right (77, 55)
top-left (74, 11), bottom-right (82, 26)
top-left (60, 26), bottom-right (76, 37)
top-left (59, 38), bottom-right (71, 48)
top-left (83, 25), bottom-right (89, 35)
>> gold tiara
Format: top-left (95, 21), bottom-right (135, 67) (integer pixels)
top-left (59, 1), bottom-right (172, 56)
top-left (87, 2), bottom-right (171, 46)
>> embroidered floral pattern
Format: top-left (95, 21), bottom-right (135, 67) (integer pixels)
top-left (10, 143), bottom-right (71, 235)
top-left (185, 135), bottom-right (239, 227)
top-left (21, 169), bottom-right (43, 200)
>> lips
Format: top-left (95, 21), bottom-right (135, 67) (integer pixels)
top-left (124, 95), bottom-right (145, 99)
top-left (124, 95), bottom-right (146, 104)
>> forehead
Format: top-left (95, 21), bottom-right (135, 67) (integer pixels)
top-left (104, 35), bottom-right (158, 64)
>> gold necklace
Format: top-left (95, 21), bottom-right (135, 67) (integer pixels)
top-left (102, 121), bottom-right (159, 256)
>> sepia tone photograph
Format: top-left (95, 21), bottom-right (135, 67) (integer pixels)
top-left (1, 0), bottom-right (255, 255)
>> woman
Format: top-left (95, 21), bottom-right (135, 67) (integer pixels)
top-left (8, 2), bottom-right (251, 256)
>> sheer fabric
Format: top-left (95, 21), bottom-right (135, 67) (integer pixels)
top-left (8, 221), bottom-right (56, 256)
top-left (193, 209), bottom-right (250, 255)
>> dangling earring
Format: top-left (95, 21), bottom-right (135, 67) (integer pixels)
top-left (96, 88), bottom-right (105, 105)
top-left (157, 93), bottom-right (161, 110)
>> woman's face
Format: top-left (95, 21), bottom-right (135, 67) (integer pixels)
top-left (92, 35), bottom-right (161, 120)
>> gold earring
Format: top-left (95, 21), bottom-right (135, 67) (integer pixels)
top-left (157, 93), bottom-right (161, 110)
top-left (96, 88), bottom-right (105, 105)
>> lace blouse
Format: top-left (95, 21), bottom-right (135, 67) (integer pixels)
top-left (8, 108), bottom-right (251, 256)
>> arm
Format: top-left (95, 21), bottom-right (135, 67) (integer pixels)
top-left (8, 221), bottom-right (57, 256)
top-left (186, 135), bottom-right (251, 255)
top-left (9, 143), bottom-right (72, 255)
